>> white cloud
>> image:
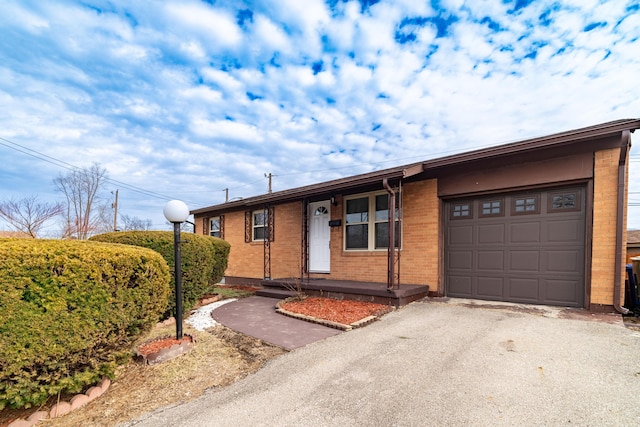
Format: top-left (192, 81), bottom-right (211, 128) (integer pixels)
top-left (1, 3), bottom-right (49, 32)
top-left (0, 0), bottom-right (639, 230)
top-left (200, 68), bottom-right (245, 94)
top-left (259, 0), bottom-right (330, 57)
top-left (354, 14), bottom-right (397, 56)
top-left (252, 15), bottom-right (291, 53)
top-left (164, 2), bottom-right (242, 49)
top-left (179, 86), bottom-right (223, 104)
top-left (190, 118), bottom-right (264, 143)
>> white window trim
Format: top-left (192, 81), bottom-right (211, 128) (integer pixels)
top-left (343, 190), bottom-right (402, 252)
top-left (210, 216), bottom-right (221, 238)
top-left (252, 210), bottom-right (267, 241)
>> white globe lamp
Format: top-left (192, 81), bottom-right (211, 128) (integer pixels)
top-left (163, 200), bottom-right (189, 223)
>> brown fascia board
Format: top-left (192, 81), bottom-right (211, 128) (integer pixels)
top-left (191, 163), bottom-right (415, 214)
top-left (191, 118), bottom-right (640, 215)
top-left (420, 118), bottom-right (640, 170)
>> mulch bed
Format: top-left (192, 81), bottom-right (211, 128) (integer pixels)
top-left (279, 297), bottom-right (393, 325)
top-left (137, 336), bottom-right (192, 357)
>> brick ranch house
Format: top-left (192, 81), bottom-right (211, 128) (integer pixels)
top-left (192, 119), bottom-right (640, 312)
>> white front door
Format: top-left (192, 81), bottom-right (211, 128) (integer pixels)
top-left (309, 201), bottom-right (331, 273)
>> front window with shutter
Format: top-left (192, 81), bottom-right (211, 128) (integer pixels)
top-left (245, 208), bottom-right (274, 242)
top-left (210, 216), bottom-right (221, 238)
top-left (253, 211), bottom-right (266, 241)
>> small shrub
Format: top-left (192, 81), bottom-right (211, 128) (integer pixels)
top-left (90, 231), bottom-right (230, 317)
top-left (0, 239), bottom-right (170, 410)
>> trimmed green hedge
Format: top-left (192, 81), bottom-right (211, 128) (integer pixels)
top-left (0, 239), bottom-right (170, 410)
top-left (90, 231), bottom-right (230, 317)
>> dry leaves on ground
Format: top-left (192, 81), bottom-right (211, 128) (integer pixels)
top-left (0, 324), bottom-right (284, 427)
top-left (1, 293), bottom-right (394, 427)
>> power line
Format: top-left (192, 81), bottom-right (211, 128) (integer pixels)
top-left (5, 133), bottom-right (640, 208)
top-left (0, 136), bottom-right (200, 205)
top-left (0, 138), bottom-right (78, 172)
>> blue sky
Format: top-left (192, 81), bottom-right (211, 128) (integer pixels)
top-left (1, 0), bottom-right (639, 234)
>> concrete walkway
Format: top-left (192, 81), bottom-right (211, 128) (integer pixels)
top-left (124, 299), bottom-right (640, 426)
top-left (211, 296), bottom-right (342, 350)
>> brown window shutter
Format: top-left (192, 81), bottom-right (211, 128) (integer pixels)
top-left (203, 217), bottom-right (209, 235)
top-left (244, 211), bottom-right (251, 243)
top-left (220, 214), bottom-right (225, 239)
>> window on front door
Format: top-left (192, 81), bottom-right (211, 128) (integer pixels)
top-left (345, 192), bottom-right (401, 251)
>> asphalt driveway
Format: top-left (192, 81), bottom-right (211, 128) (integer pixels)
top-left (123, 299), bottom-right (640, 426)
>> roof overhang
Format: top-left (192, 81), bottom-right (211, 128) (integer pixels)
top-left (192, 119), bottom-right (640, 216)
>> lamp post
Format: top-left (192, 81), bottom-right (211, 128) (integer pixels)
top-left (163, 200), bottom-right (190, 339)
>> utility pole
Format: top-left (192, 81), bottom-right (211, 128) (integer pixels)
top-left (112, 189), bottom-right (119, 231)
top-left (265, 173), bottom-right (272, 194)
top-left (224, 188), bottom-right (229, 202)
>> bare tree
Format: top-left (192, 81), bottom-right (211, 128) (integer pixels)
top-left (54, 163), bottom-right (110, 239)
top-left (121, 214), bottom-right (153, 231)
top-left (165, 220), bottom-right (194, 232)
top-left (0, 195), bottom-right (63, 238)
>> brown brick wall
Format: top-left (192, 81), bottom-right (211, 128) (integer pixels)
top-left (198, 180), bottom-right (440, 288)
top-left (395, 179), bottom-right (440, 285)
top-left (215, 202), bottom-right (303, 279)
top-left (197, 146), bottom-right (629, 308)
top-left (591, 147), bottom-right (626, 306)
top-left (271, 202), bottom-right (304, 278)
top-left (310, 179), bottom-right (439, 286)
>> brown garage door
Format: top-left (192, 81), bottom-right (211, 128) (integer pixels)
top-left (445, 186), bottom-right (585, 307)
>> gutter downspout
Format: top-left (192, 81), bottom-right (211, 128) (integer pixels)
top-left (383, 178), bottom-right (396, 291)
top-left (614, 130), bottom-right (631, 314)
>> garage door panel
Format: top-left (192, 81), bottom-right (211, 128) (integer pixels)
top-left (509, 250), bottom-right (540, 271)
top-left (544, 279), bottom-right (582, 306)
top-left (510, 222), bottom-right (540, 243)
top-left (546, 250), bottom-right (581, 273)
top-left (547, 219), bottom-right (581, 242)
top-left (448, 251), bottom-right (473, 269)
top-left (445, 186), bottom-right (585, 307)
top-left (448, 276), bottom-right (472, 295)
top-left (477, 224), bottom-right (505, 244)
top-left (449, 225), bottom-right (473, 245)
top-left (477, 277), bottom-right (504, 297)
top-left (508, 278), bottom-right (540, 300)
top-left (477, 250), bottom-right (504, 270)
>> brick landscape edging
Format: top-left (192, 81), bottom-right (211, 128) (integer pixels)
top-left (7, 377), bottom-right (111, 427)
top-left (7, 296), bottom-right (221, 426)
top-left (275, 299), bottom-right (387, 331)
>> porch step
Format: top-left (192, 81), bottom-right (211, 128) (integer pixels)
top-left (258, 278), bottom-right (430, 307)
top-left (255, 288), bottom-right (297, 300)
